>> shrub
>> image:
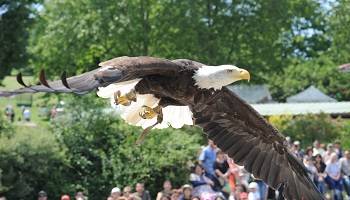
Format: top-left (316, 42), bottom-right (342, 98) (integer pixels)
top-left (269, 113), bottom-right (345, 148)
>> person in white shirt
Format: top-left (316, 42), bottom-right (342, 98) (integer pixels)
top-left (247, 182), bottom-right (260, 200)
top-left (325, 153), bottom-right (343, 200)
top-left (313, 140), bottom-right (325, 157)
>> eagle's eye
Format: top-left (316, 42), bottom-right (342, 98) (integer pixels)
top-left (226, 69), bottom-right (234, 73)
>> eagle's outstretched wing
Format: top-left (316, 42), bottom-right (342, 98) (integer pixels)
top-left (0, 56), bottom-right (184, 97)
top-left (192, 87), bottom-right (324, 200)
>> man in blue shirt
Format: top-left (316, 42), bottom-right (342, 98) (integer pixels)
top-left (198, 140), bottom-right (221, 191)
top-left (199, 140), bottom-right (217, 175)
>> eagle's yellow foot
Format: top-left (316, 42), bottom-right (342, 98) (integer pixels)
top-left (114, 89), bottom-right (136, 106)
top-left (139, 105), bottom-right (162, 119)
top-left (136, 106), bottom-right (163, 145)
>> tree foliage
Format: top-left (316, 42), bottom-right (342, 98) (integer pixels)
top-left (52, 95), bottom-right (203, 199)
top-left (29, 0), bottom-right (327, 83)
top-left (0, 0), bottom-right (41, 80)
top-left (328, 0), bottom-right (350, 64)
top-left (269, 113), bottom-right (345, 148)
top-left (268, 56), bottom-right (350, 102)
top-left (0, 126), bottom-right (67, 200)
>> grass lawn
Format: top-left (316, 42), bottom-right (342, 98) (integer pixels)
top-left (0, 76), bottom-right (52, 126)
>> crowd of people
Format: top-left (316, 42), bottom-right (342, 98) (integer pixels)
top-left (287, 138), bottom-right (350, 200)
top-left (1, 135), bottom-right (349, 200)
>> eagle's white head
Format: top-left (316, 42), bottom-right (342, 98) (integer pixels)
top-left (193, 65), bottom-right (250, 90)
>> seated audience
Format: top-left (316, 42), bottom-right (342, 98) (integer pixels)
top-left (303, 156), bottom-right (318, 182)
top-left (340, 150), bottom-right (350, 196)
top-left (324, 143), bottom-right (334, 164)
top-left (304, 147), bottom-right (313, 160)
top-left (38, 191), bottom-right (47, 200)
top-left (61, 195), bottom-right (70, 200)
top-left (313, 140), bottom-right (325, 157)
top-left (111, 187), bottom-right (121, 200)
top-left (190, 163), bottom-right (221, 199)
top-left (247, 182), bottom-right (260, 200)
top-left (325, 153), bottom-right (343, 200)
top-left (179, 184), bottom-right (193, 200)
top-left (314, 154), bottom-right (327, 194)
top-left (214, 150), bottom-right (230, 193)
top-left (75, 191), bottom-right (86, 200)
top-left (134, 183), bottom-right (151, 200)
top-left (334, 141), bottom-right (343, 158)
top-left (156, 180), bottom-right (173, 200)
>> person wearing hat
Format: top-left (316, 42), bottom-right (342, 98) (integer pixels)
top-left (291, 140), bottom-right (303, 159)
top-left (179, 184), bottom-right (192, 200)
top-left (111, 187), bottom-right (121, 200)
top-left (38, 191), bottom-right (47, 200)
top-left (61, 195), bottom-right (70, 200)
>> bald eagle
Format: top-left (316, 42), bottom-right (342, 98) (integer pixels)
top-left (0, 56), bottom-right (323, 200)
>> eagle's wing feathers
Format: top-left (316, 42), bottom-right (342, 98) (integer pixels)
top-left (0, 56), bottom-right (183, 97)
top-left (193, 87), bottom-right (323, 200)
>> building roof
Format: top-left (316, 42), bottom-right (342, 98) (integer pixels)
top-left (286, 85), bottom-right (337, 103)
top-left (227, 84), bottom-right (273, 104)
top-left (252, 102), bottom-right (350, 116)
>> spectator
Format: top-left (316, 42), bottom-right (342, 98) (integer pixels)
top-left (325, 153), bottom-right (343, 200)
top-left (214, 151), bottom-right (230, 193)
top-left (160, 196), bottom-right (171, 200)
top-left (38, 191), bottom-right (47, 200)
top-left (75, 191), bottom-right (86, 200)
top-left (214, 196), bottom-right (224, 200)
top-left (111, 187), bottom-right (121, 200)
top-left (23, 107), bottom-right (31, 122)
top-left (313, 140), bottom-right (325, 157)
top-left (179, 184), bottom-right (192, 200)
top-left (107, 196), bottom-right (114, 200)
top-left (303, 157), bottom-right (317, 182)
top-left (334, 141), bottom-right (343, 158)
top-left (199, 140), bottom-right (217, 176)
top-left (156, 180), bottom-right (173, 200)
top-left (340, 150), bottom-right (350, 196)
top-left (291, 141), bottom-right (303, 159)
top-left (134, 183), bottom-right (151, 200)
top-left (324, 143), bottom-right (334, 163)
top-left (233, 184), bottom-right (248, 200)
top-left (5, 105), bottom-right (15, 122)
top-left (0, 196), bottom-right (6, 200)
top-left (214, 151), bottom-right (229, 185)
top-left (314, 154), bottom-right (327, 194)
top-left (285, 136), bottom-right (292, 148)
top-left (247, 182), bottom-right (260, 200)
top-left (191, 196), bottom-right (200, 200)
top-left (170, 189), bottom-right (180, 200)
top-left (189, 163), bottom-right (217, 197)
top-left (304, 147), bottom-right (313, 160)
top-left (61, 195), bottom-right (70, 200)
top-left (50, 106), bottom-right (57, 119)
top-left (123, 186), bottom-right (133, 199)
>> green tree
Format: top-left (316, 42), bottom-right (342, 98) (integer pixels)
top-left (269, 114), bottom-right (344, 148)
top-left (29, 0), bottom-right (327, 83)
top-left (328, 0), bottom-right (350, 64)
top-left (268, 56), bottom-right (350, 102)
top-left (52, 95), bottom-right (202, 199)
top-left (0, 126), bottom-right (68, 200)
top-left (0, 0), bottom-right (41, 80)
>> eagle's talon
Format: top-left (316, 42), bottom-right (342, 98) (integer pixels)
top-left (139, 105), bottom-right (159, 119)
top-left (114, 89), bottom-right (137, 106)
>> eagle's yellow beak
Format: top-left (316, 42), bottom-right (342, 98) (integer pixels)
top-left (239, 69), bottom-right (250, 82)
